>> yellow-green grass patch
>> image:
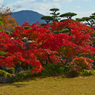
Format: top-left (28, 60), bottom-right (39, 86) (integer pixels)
top-left (0, 76), bottom-right (95, 95)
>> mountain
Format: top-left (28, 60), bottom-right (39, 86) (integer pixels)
top-left (11, 10), bottom-right (45, 26)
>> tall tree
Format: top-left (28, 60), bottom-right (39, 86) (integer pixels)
top-left (76, 16), bottom-right (95, 27)
top-left (50, 8), bottom-right (60, 21)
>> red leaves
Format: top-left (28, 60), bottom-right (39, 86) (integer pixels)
top-left (72, 57), bottom-right (94, 70)
top-left (51, 21), bottom-right (67, 31)
top-left (0, 20), bottom-right (95, 73)
top-left (30, 68), bottom-right (43, 74)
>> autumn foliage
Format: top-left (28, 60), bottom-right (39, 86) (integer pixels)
top-left (0, 20), bottom-right (95, 73)
top-left (0, 7), bottom-right (17, 32)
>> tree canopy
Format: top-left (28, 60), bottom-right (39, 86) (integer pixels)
top-left (60, 12), bottom-right (77, 19)
top-left (41, 16), bottom-right (54, 24)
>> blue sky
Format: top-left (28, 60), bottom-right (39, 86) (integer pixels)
top-left (0, 0), bottom-right (95, 19)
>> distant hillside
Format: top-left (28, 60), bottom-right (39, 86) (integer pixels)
top-left (11, 10), bottom-right (45, 26)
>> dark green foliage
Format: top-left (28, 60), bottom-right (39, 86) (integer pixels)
top-left (12, 70), bottom-right (32, 82)
top-left (41, 63), bottom-right (63, 76)
top-left (50, 8), bottom-right (59, 12)
top-left (41, 16), bottom-right (54, 24)
top-left (24, 26), bottom-right (31, 29)
top-left (40, 63), bottom-right (69, 77)
top-left (0, 51), bottom-right (8, 56)
top-left (76, 18), bottom-right (85, 22)
top-left (82, 17), bottom-right (90, 21)
top-left (49, 8), bottom-right (60, 21)
top-left (40, 23), bottom-right (47, 27)
top-left (12, 63), bottom-right (70, 82)
top-left (60, 12), bottom-right (77, 19)
top-left (81, 69), bottom-right (95, 76)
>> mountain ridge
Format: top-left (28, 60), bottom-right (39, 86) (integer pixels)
top-left (11, 10), bottom-right (45, 26)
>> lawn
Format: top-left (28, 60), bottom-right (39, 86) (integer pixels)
top-left (0, 76), bottom-right (95, 95)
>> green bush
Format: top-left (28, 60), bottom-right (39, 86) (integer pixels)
top-left (0, 70), bottom-right (7, 77)
top-left (40, 63), bottom-right (69, 77)
top-left (12, 70), bottom-right (32, 82)
top-left (12, 63), bottom-right (70, 82)
top-left (8, 67), bottom-right (15, 74)
top-left (81, 69), bottom-right (95, 76)
top-left (0, 69), bottom-right (13, 77)
top-left (42, 63), bottom-right (62, 76)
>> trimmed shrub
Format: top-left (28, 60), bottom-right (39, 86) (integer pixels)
top-left (40, 63), bottom-right (69, 77)
top-left (81, 69), bottom-right (95, 76)
top-left (12, 70), bottom-right (32, 82)
top-left (0, 70), bottom-right (7, 77)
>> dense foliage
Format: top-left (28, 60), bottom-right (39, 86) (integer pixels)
top-left (0, 7), bottom-right (17, 32)
top-left (0, 19), bottom-right (95, 75)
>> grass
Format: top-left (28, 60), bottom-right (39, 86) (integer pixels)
top-left (0, 76), bottom-right (95, 95)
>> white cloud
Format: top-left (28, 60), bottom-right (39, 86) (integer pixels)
top-left (32, 3), bottom-right (61, 15)
top-left (67, 0), bottom-right (73, 2)
top-left (84, 0), bottom-right (91, 1)
top-left (6, 0), bottom-right (62, 15)
top-left (53, 3), bottom-right (61, 8)
top-left (75, 0), bottom-right (91, 1)
top-left (76, 6), bottom-right (80, 8)
top-left (53, 0), bottom-right (72, 2)
top-left (75, 11), bottom-right (95, 18)
top-left (15, 0), bottom-right (36, 4)
top-left (0, 0), bottom-right (3, 4)
top-left (53, 0), bottom-right (59, 1)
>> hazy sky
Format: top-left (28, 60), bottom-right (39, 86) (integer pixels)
top-left (1, 0), bottom-right (95, 19)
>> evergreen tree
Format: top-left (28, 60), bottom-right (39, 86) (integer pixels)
top-left (49, 8), bottom-right (60, 21)
top-left (60, 12), bottom-right (77, 20)
top-left (41, 16), bottom-right (54, 24)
